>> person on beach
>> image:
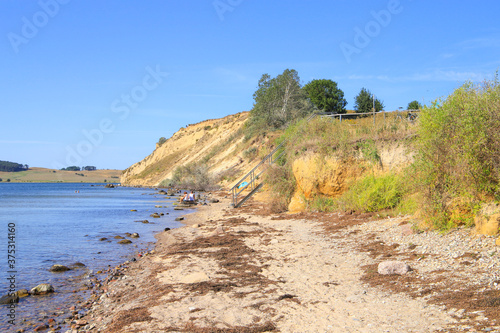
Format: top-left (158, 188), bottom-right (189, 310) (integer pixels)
top-left (181, 191), bottom-right (195, 203)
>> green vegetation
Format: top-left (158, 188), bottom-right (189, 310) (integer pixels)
top-left (160, 163), bottom-right (217, 191)
top-left (336, 173), bottom-right (404, 212)
top-left (407, 100), bottom-right (422, 110)
top-left (258, 73), bottom-right (500, 232)
top-left (354, 88), bottom-right (384, 113)
top-left (245, 69), bottom-right (314, 139)
top-left (303, 79), bottom-right (347, 114)
top-left (61, 166), bottom-right (81, 171)
top-left (0, 160), bottom-right (28, 172)
top-left (414, 77), bottom-right (500, 229)
top-left (264, 164), bottom-right (297, 212)
top-left (157, 137), bottom-right (167, 146)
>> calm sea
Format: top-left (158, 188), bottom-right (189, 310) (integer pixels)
top-left (0, 183), bottom-right (184, 331)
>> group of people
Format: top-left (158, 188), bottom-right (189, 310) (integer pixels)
top-left (181, 190), bottom-right (196, 203)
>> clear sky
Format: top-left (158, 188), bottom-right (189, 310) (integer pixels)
top-left (1, 0), bottom-right (499, 170)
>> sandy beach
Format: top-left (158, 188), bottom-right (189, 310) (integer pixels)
top-left (77, 193), bottom-right (500, 333)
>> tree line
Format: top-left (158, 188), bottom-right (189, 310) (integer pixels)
top-left (245, 68), bottom-right (422, 137)
top-left (0, 160), bottom-right (29, 172)
top-left (60, 166), bottom-right (97, 171)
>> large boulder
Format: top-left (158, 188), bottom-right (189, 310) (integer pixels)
top-left (30, 283), bottom-right (54, 295)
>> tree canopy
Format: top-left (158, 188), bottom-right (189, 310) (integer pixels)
top-left (407, 100), bottom-right (422, 110)
top-left (303, 79), bottom-right (347, 114)
top-left (61, 166), bottom-right (81, 171)
top-left (247, 69), bottom-right (313, 135)
top-left (354, 88), bottom-right (384, 113)
top-left (0, 160), bottom-right (28, 172)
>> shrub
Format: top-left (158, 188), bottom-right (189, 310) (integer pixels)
top-left (415, 76), bottom-right (500, 229)
top-left (243, 147), bottom-right (258, 161)
top-left (167, 163), bottom-right (218, 191)
top-left (336, 173), bottom-right (403, 212)
top-left (309, 196), bottom-right (336, 212)
top-left (157, 137), bottom-right (167, 146)
top-left (263, 164), bottom-right (296, 213)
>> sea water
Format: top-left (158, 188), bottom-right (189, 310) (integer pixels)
top-left (0, 182), bottom-right (184, 330)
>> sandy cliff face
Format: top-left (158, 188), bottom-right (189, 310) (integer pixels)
top-left (288, 143), bottom-right (414, 213)
top-left (121, 112), bottom-right (250, 187)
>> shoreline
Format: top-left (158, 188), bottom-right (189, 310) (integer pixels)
top-left (74, 193), bottom-right (500, 332)
top-left (3, 185), bottom-right (184, 333)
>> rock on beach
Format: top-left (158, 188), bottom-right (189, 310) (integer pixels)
top-left (378, 260), bottom-right (412, 275)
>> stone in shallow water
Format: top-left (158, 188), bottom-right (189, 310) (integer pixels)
top-left (31, 283), bottom-right (54, 295)
top-left (118, 239), bottom-right (132, 244)
top-left (49, 264), bottom-right (71, 272)
top-left (0, 293), bottom-right (19, 304)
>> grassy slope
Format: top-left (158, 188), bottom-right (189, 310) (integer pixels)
top-left (0, 167), bottom-right (122, 183)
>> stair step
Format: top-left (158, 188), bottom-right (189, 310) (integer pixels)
top-left (234, 183), bottom-right (263, 208)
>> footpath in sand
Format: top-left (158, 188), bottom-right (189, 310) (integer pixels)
top-left (83, 194), bottom-right (500, 332)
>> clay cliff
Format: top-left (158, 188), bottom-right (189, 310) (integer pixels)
top-left (121, 112), bottom-right (254, 187)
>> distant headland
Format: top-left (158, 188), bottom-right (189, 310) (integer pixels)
top-left (0, 161), bottom-right (122, 183)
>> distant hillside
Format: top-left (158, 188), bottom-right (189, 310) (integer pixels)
top-left (0, 167), bottom-right (122, 183)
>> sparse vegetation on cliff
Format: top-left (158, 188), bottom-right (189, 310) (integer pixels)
top-left (264, 113), bottom-right (417, 214)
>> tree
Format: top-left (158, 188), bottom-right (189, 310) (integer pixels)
top-left (157, 137), bottom-right (167, 146)
top-left (354, 88), bottom-right (384, 113)
top-left (407, 100), bottom-right (422, 110)
top-left (247, 69), bottom-right (313, 134)
top-left (303, 79), bottom-right (347, 114)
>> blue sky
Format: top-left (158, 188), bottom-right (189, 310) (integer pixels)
top-left (1, 0), bottom-right (499, 170)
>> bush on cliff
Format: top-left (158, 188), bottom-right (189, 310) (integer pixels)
top-left (415, 76), bottom-right (500, 229)
top-left (161, 163), bottom-right (218, 191)
top-left (335, 173), bottom-right (404, 213)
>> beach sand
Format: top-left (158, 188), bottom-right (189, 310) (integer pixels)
top-left (79, 193), bottom-right (500, 332)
